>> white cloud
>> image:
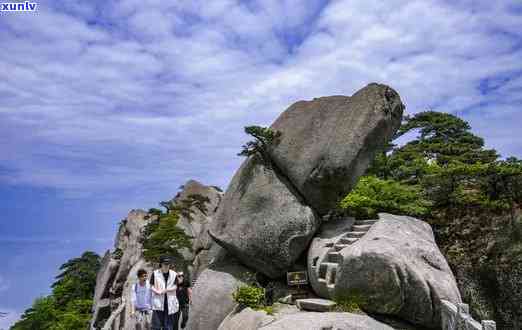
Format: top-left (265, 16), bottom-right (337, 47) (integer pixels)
top-left (0, 0), bottom-right (520, 200)
top-left (0, 308), bottom-right (21, 330)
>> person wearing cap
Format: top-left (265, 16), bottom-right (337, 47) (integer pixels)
top-left (175, 272), bottom-right (192, 329)
top-left (150, 256), bottom-right (179, 330)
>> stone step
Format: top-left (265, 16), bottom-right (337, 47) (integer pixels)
top-left (351, 224), bottom-right (372, 232)
top-left (318, 262), bottom-right (337, 280)
top-left (344, 231), bottom-right (365, 238)
top-left (333, 243), bottom-right (349, 251)
top-left (327, 251), bottom-right (343, 263)
top-left (296, 298), bottom-right (337, 312)
top-left (318, 263), bottom-right (328, 280)
top-left (322, 263), bottom-right (338, 285)
top-left (354, 219), bottom-right (378, 226)
top-left (339, 237), bottom-right (358, 245)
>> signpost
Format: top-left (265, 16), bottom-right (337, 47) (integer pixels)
top-left (287, 271), bottom-right (309, 301)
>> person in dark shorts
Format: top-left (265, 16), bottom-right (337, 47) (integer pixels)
top-left (175, 272), bottom-right (192, 329)
top-left (150, 256), bottom-right (179, 330)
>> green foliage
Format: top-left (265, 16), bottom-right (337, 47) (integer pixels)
top-left (348, 111), bottom-right (522, 222)
top-left (421, 161), bottom-right (522, 213)
top-left (355, 110), bottom-right (522, 327)
top-left (142, 189), bottom-right (213, 268)
top-left (11, 297), bottom-right (57, 330)
top-left (175, 194), bottom-right (211, 220)
top-left (395, 111), bottom-right (498, 166)
top-left (340, 176), bottom-right (431, 219)
top-left (333, 290), bottom-right (367, 314)
top-left (238, 126), bottom-right (281, 161)
top-left (112, 248), bottom-right (123, 260)
top-left (258, 306), bottom-right (274, 315)
top-left (11, 252), bottom-right (100, 330)
top-left (147, 208), bottom-right (163, 216)
top-left (160, 194), bottom-right (211, 222)
top-left (376, 111), bottom-right (498, 184)
top-left (52, 251), bottom-right (100, 306)
top-left (50, 299), bottom-right (93, 330)
top-left (141, 211), bottom-right (192, 267)
top-left (232, 285), bottom-right (265, 309)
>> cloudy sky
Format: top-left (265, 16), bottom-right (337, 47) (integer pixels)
top-left (0, 0), bottom-right (521, 327)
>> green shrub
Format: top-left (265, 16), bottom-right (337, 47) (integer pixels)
top-left (141, 211), bottom-right (192, 267)
top-left (112, 248), bottom-right (123, 260)
top-left (232, 285), bottom-right (265, 309)
top-left (238, 126), bottom-right (281, 163)
top-left (12, 253), bottom-right (100, 330)
top-left (340, 176), bottom-right (431, 219)
top-left (258, 306), bottom-right (274, 315)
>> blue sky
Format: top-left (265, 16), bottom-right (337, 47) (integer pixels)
top-left (0, 0), bottom-right (521, 327)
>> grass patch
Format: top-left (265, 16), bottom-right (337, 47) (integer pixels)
top-left (333, 291), bottom-right (368, 314)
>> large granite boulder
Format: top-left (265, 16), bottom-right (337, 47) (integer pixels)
top-left (269, 83), bottom-right (404, 215)
top-left (331, 213), bottom-right (462, 329)
top-left (171, 180), bottom-right (223, 280)
top-left (209, 153), bottom-right (319, 278)
top-left (187, 258), bottom-right (252, 330)
top-left (218, 307), bottom-right (274, 330)
top-left (218, 304), bottom-right (397, 330)
top-left (173, 179), bottom-right (222, 251)
top-left (259, 311), bottom-right (395, 330)
top-left (111, 210), bottom-right (150, 294)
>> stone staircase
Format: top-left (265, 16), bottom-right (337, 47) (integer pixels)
top-left (315, 219), bottom-right (378, 291)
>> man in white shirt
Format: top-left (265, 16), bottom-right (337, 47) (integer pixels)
top-left (131, 268), bottom-right (152, 330)
top-left (150, 256), bottom-right (179, 330)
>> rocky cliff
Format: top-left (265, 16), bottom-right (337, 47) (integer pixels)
top-left (90, 181), bottom-right (222, 330)
top-left (91, 83), bottom-right (467, 330)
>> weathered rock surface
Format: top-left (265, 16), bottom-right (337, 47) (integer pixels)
top-left (187, 258), bottom-right (251, 330)
top-left (111, 210), bottom-right (150, 294)
top-left (120, 259), bottom-right (153, 330)
top-left (259, 311), bottom-right (395, 330)
top-left (210, 153), bottom-right (319, 278)
top-left (218, 307), bottom-right (274, 330)
top-left (296, 298), bottom-right (337, 312)
top-left (90, 210), bottom-right (151, 329)
top-left (173, 179), bottom-right (222, 252)
top-left (333, 213), bottom-right (462, 329)
top-left (307, 216), bottom-right (355, 298)
top-left (91, 181), bottom-right (223, 329)
top-left (172, 180), bottom-right (223, 279)
top-left (90, 251), bottom-right (120, 329)
top-left (268, 83), bottom-right (404, 215)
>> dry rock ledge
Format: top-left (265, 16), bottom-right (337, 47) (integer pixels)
top-left (91, 84), bottom-right (463, 330)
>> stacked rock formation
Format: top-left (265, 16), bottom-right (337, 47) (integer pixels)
top-left (209, 83), bottom-right (404, 279)
top-left (92, 83), bottom-right (464, 330)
